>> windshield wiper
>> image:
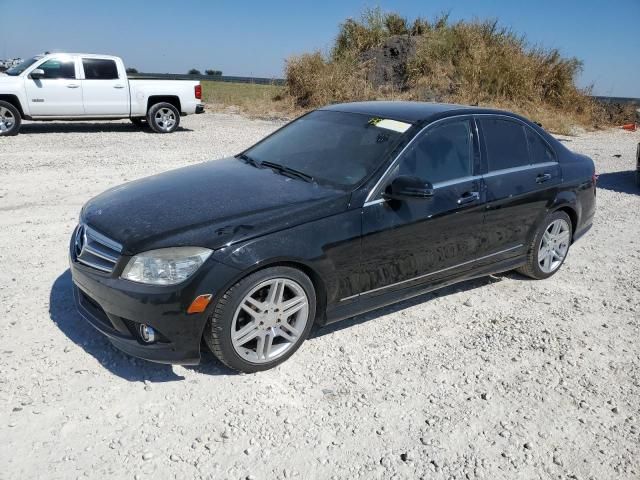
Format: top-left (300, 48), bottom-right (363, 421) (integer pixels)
top-left (260, 161), bottom-right (314, 183)
top-left (236, 153), bottom-right (262, 168)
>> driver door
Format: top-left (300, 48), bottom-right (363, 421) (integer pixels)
top-left (24, 56), bottom-right (84, 116)
top-left (359, 116), bottom-right (488, 297)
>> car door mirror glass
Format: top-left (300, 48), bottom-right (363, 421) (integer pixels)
top-left (30, 68), bottom-right (45, 79)
top-left (383, 175), bottom-right (434, 201)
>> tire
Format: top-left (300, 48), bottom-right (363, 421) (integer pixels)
top-left (146, 102), bottom-right (180, 133)
top-left (204, 266), bottom-right (317, 373)
top-left (517, 210), bottom-right (573, 280)
top-left (636, 143), bottom-right (640, 187)
top-left (130, 117), bottom-right (146, 128)
top-left (0, 100), bottom-right (21, 136)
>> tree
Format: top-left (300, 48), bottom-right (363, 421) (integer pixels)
top-left (205, 69), bottom-right (222, 76)
top-left (126, 67), bottom-right (138, 74)
top-left (188, 68), bottom-right (201, 75)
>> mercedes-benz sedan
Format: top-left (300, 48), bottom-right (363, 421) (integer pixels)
top-left (70, 102), bottom-right (596, 372)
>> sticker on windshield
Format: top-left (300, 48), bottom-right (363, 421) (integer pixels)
top-left (369, 118), bottom-right (411, 133)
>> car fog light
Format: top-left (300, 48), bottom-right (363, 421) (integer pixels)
top-left (139, 324), bottom-right (156, 343)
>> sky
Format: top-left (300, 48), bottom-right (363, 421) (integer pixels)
top-left (1, 0), bottom-right (638, 97)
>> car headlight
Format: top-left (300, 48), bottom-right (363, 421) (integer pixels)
top-left (121, 247), bottom-right (212, 285)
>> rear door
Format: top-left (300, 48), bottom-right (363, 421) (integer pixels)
top-left (359, 116), bottom-right (488, 296)
top-left (478, 115), bottom-right (561, 258)
top-left (24, 56), bottom-right (84, 116)
top-left (80, 58), bottom-right (129, 115)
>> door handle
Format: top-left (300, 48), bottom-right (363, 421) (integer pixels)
top-left (66, 84), bottom-right (80, 89)
top-left (457, 191), bottom-right (480, 205)
top-left (536, 173), bottom-right (552, 183)
top-left (114, 84), bottom-right (125, 89)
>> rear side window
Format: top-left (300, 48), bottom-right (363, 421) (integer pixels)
top-left (525, 126), bottom-right (555, 163)
top-left (82, 58), bottom-right (119, 79)
top-left (37, 58), bottom-right (76, 79)
top-left (397, 120), bottom-right (472, 184)
top-left (480, 118), bottom-right (529, 171)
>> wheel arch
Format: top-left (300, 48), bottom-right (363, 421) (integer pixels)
top-left (147, 95), bottom-right (181, 114)
top-left (233, 259), bottom-right (328, 325)
top-left (198, 257), bottom-right (329, 346)
top-left (0, 94), bottom-right (25, 118)
top-left (552, 205), bottom-right (578, 241)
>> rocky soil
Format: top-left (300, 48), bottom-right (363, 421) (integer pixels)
top-left (0, 114), bottom-right (638, 480)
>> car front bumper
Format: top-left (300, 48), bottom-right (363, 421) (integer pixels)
top-left (69, 231), bottom-right (241, 365)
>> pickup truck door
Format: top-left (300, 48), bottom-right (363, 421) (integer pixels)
top-left (80, 58), bottom-right (129, 116)
top-left (24, 56), bottom-right (84, 116)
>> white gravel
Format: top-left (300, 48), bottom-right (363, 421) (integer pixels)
top-left (0, 113), bottom-right (639, 480)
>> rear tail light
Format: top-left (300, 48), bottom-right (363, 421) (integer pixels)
top-left (194, 84), bottom-right (202, 100)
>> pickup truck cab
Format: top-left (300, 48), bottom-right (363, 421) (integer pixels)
top-left (0, 53), bottom-right (204, 135)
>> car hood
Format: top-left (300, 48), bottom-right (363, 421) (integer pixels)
top-left (81, 157), bottom-right (350, 254)
top-left (0, 74), bottom-right (20, 84)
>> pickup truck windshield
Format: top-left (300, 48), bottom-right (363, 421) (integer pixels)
top-left (242, 110), bottom-right (410, 188)
top-left (5, 56), bottom-right (43, 76)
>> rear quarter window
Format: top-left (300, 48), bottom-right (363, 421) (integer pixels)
top-left (525, 126), bottom-right (556, 163)
top-left (480, 117), bottom-right (529, 171)
top-left (82, 58), bottom-right (119, 80)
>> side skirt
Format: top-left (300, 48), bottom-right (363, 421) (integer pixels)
top-left (320, 255), bottom-right (526, 326)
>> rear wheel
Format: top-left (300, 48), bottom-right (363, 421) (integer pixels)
top-left (517, 210), bottom-right (572, 280)
top-left (146, 102), bottom-right (180, 133)
top-left (636, 143), bottom-right (640, 187)
top-left (204, 266), bottom-right (316, 373)
top-left (0, 101), bottom-right (21, 136)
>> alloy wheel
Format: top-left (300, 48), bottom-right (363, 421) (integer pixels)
top-left (538, 218), bottom-right (571, 273)
top-left (231, 278), bottom-right (310, 364)
top-left (155, 108), bottom-right (176, 131)
top-left (0, 107), bottom-right (15, 133)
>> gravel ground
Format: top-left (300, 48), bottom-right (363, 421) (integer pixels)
top-left (0, 113), bottom-right (639, 480)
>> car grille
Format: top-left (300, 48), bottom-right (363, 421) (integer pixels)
top-left (73, 224), bottom-right (122, 273)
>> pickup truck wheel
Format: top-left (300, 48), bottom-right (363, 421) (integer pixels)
top-left (130, 117), bottom-right (146, 128)
top-left (147, 102), bottom-right (180, 133)
top-left (204, 266), bottom-right (316, 373)
top-left (0, 101), bottom-right (21, 136)
top-left (517, 210), bottom-right (572, 280)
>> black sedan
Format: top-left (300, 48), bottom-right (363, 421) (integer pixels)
top-left (70, 102), bottom-right (596, 372)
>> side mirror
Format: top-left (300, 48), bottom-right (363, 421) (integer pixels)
top-left (30, 68), bottom-right (45, 79)
top-left (383, 175), bottom-right (434, 201)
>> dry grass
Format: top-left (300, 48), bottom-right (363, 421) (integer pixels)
top-left (202, 10), bottom-right (636, 134)
top-left (282, 8), bottom-right (634, 134)
top-left (201, 81), bottom-right (292, 117)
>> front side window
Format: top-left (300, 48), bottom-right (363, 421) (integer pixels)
top-left (242, 110), bottom-right (408, 188)
top-left (525, 126), bottom-right (556, 164)
top-left (480, 117), bottom-right (529, 171)
top-left (393, 120), bottom-right (473, 184)
top-left (82, 58), bottom-right (119, 80)
top-left (36, 58), bottom-right (76, 79)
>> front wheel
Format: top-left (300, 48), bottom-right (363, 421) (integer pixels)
top-left (204, 267), bottom-right (316, 373)
top-left (0, 101), bottom-right (21, 136)
top-left (146, 102), bottom-right (180, 133)
top-left (517, 210), bottom-right (572, 280)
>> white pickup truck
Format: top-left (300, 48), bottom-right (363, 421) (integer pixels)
top-left (0, 53), bottom-right (204, 136)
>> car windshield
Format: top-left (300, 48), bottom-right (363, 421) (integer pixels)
top-left (5, 56), bottom-right (43, 76)
top-left (242, 110), bottom-right (411, 188)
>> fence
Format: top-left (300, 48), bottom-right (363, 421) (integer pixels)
top-left (128, 73), bottom-right (284, 85)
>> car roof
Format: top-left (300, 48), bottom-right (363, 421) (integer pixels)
top-left (321, 101), bottom-right (517, 124)
top-left (43, 53), bottom-right (121, 60)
